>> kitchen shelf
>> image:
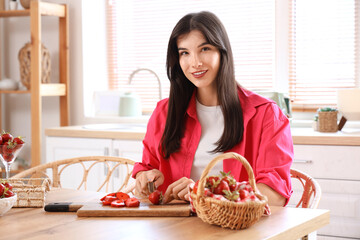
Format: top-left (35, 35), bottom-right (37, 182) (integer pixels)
top-left (0, 83), bottom-right (66, 95)
top-left (0, 2), bottom-right (66, 17)
top-left (0, 1), bottom-right (69, 168)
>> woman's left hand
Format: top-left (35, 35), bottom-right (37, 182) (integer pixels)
top-left (162, 177), bottom-right (194, 204)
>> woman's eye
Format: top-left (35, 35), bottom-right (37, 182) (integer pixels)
top-left (202, 47), bottom-right (210, 52)
top-left (179, 51), bottom-right (188, 56)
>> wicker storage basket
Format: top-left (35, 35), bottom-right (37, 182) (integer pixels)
top-left (190, 152), bottom-right (268, 230)
top-left (6, 178), bottom-right (50, 208)
top-left (318, 111), bottom-right (338, 132)
top-left (18, 42), bottom-right (51, 90)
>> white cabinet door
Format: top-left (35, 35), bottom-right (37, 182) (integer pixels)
top-left (111, 139), bottom-right (143, 191)
top-left (45, 137), bottom-right (112, 191)
top-left (112, 139), bottom-right (143, 161)
top-left (292, 144), bottom-right (360, 239)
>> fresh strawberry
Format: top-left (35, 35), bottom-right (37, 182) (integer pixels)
top-left (213, 179), bottom-right (230, 195)
top-left (2, 141), bottom-right (16, 154)
top-left (203, 187), bottom-right (214, 197)
top-left (0, 183), bottom-right (5, 196)
top-left (2, 153), bottom-right (14, 163)
top-left (239, 189), bottom-right (250, 200)
top-left (1, 132), bottom-right (13, 143)
top-left (229, 181), bottom-right (242, 192)
top-left (4, 189), bottom-right (14, 198)
top-left (3, 182), bottom-right (13, 190)
top-left (206, 175), bottom-right (219, 191)
top-left (220, 171), bottom-right (236, 183)
top-left (13, 136), bottom-right (25, 145)
top-left (223, 190), bottom-right (240, 202)
top-left (149, 190), bottom-right (163, 205)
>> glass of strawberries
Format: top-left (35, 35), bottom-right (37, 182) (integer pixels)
top-left (0, 131), bottom-right (25, 179)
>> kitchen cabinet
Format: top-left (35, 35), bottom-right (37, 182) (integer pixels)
top-left (46, 136), bottom-right (143, 191)
top-left (291, 145), bottom-right (360, 240)
top-left (0, 1), bottom-right (69, 167)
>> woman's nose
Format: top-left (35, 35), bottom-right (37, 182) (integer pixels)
top-left (191, 54), bottom-right (202, 68)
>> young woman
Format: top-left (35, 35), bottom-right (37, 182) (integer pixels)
top-left (133, 11), bottom-right (293, 206)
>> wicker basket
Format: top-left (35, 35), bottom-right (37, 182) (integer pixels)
top-left (190, 152), bottom-right (268, 230)
top-left (18, 42), bottom-right (51, 90)
top-left (6, 178), bottom-right (51, 208)
top-left (318, 111), bottom-right (338, 132)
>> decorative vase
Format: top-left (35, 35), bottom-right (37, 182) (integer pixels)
top-left (9, 0), bottom-right (17, 10)
top-left (19, 0), bottom-right (30, 9)
top-left (18, 42), bottom-right (51, 90)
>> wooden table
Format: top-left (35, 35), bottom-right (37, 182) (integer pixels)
top-left (1, 189), bottom-right (329, 240)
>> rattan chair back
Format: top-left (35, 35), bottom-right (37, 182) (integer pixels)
top-left (290, 168), bottom-right (321, 209)
top-left (12, 156), bottom-right (136, 193)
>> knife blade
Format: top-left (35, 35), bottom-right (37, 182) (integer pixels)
top-left (147, 181), bottom-right (156, 193)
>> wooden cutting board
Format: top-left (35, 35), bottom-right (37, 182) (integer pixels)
top-left (77, 199), bottom-right (191, 217)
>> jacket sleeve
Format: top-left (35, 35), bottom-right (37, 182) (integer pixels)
top-left (255, 103), bottom-right (294, 206)
top-left (131, 101), bottom-right (165, 179)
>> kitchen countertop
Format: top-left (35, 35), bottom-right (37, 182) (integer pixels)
top-left (45, 125), bottom-right (360, 146)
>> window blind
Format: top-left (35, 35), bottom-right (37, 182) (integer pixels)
top-left (289, 0), bottom-right (359, 110)
top-left (106, 0), bottom-right (275, 113)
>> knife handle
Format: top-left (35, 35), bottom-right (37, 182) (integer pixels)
top-left (44, 202), bottom-right (83, 212)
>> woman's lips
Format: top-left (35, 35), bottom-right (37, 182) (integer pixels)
top-left (192, 70), bottom-right (207, 78)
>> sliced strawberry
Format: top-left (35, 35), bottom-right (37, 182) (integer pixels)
top-left (115, 192), bottom-right (130, 201)
top-left (125, 197), bottom-right (140, 207)
top-left (111, 199), bottom-right (126, 207)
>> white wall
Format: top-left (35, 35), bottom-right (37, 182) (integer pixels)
top-left (1, 0), bottom-right (84, 165)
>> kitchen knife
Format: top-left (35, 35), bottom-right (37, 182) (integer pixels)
top-left (44, 202), bottom-right (84, 212)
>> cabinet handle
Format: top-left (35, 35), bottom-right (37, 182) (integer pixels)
top-left (293, 159), bottom-right (313, 164)
top-left (104, 147), bottom-right (110, 156)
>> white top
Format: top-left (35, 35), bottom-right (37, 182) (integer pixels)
top-left (190, 100), bottom-right (224, 181)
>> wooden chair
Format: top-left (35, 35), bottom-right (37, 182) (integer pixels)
top-left (290, 168), bottom-right (322, 240)
top-left (290, 168), bottom-right (321, 209)
top-left (11, 156), bottom-right (136, 193)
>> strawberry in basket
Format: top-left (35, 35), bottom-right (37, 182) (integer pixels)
top-left (189, 153), bottom-right (271, 230)
top-left (191, 171), bottom-right (264, 204)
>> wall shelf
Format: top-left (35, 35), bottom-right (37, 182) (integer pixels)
top-left (0, 1), bottom-right (69, 167)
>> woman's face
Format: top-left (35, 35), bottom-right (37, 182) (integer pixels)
top-left (177, 30), bottom-right (220, 94)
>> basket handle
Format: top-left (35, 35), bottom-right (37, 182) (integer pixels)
top-left (196, 152), bottom-right (258, 201)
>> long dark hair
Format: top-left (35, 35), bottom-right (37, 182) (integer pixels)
top-left (161, 11), bottom-right (244, 158)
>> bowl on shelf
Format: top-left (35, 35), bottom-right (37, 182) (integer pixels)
top-left (0, 194), bottom-right (17, 216)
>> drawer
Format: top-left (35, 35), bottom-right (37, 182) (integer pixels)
top-left (293, 145), bottom-right (360, 180)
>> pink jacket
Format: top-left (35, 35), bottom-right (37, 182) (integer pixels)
top-left (132, 87), bottom-right (293, 204)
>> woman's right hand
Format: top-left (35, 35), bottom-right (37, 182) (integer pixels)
top-left (135, 169), bottom-right (164, 197)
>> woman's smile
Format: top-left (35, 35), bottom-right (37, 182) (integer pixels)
top-left (192, 70), bottom-right (208, 78)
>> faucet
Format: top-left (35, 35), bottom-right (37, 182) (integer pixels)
top-left (128, 68), bottom-right (163, 100)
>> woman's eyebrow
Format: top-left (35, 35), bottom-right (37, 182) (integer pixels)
top-left (198, 42), bottom-right (210, 48)
top-left (178, 42), bottom-right (210, 51)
